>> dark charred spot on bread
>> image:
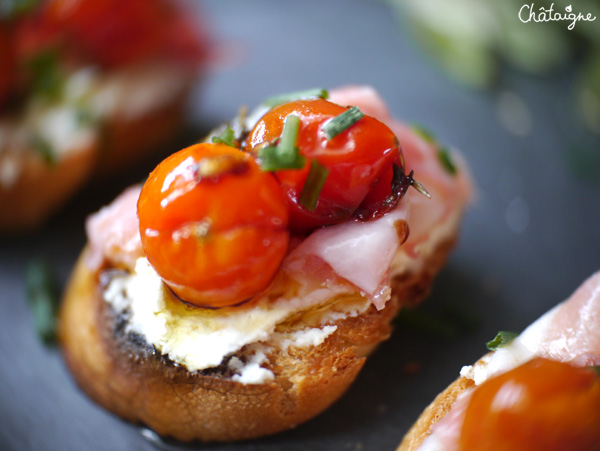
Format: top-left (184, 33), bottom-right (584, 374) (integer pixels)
top-left (99, 285), bottom-right (253, 380)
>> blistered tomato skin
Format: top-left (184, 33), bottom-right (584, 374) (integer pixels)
top-left (245, 99), bottom-right (405, 232)
top-left (459, 358), bottom-right (600, 451)
top-left (138, 143), bottom-right (289, 308)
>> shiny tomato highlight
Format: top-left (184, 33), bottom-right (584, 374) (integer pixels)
top-left (460, 357), bottom-right (600, 451)
top-left (245, 99), bottom-right (406, 232)
top-left (138, 143), bottom-right (289, 308)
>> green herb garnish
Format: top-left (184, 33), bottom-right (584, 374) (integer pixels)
top-left (211, 125), bottom-right (236, 147)
top-left (27, 50), bottom-right (64, 101)
top-left (438, 147), bottom-right (457, 175)
top-left (263, 88), bottom-right (329, 108)
top-left (25, 260), bottom-right (60, 345)
top-left (32, 136), bottom-right (57, 166)
top-left (0, 0), bottom-right (39, 19)
top-left (75, 106), bottom-right (99, 127)
top-left (258, 114), bottom-right (305, 171)
top-left (593, 366), bottom-right (600, 375)
top-left (322, 106), bottom-right (364, 140)
top-left (486, 331), bottom-right (518, 351)
top-left (411, 124), bottom-right (437, 144)
top-left (411, 124), bottom-right (457, 176)
top-left (299, 159), bottom-right (329, 211)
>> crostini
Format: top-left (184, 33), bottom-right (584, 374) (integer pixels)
top-left (60, 86), bottom-right (472, 442)
top-left (399, 271), bottom-right (600, 451)
top-left (0, 0), bottom-right (212, 232)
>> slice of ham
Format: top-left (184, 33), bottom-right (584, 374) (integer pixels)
top-left (86, 85), bottom-right (471, 310)
top-left (287, 202), bottom-right (410, 309)
top-left (522, 271), bottom-right (600, 366)
top-left (331, 86), bottom-right (472, 258)
top-left (418, 271), bottom-right (600, 451)
top-left (86, 185), bottom-right (143, 271)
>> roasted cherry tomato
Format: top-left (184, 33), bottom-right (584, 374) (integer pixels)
top-left (43, 0), bottom-right (169, 67)
top-left (0, 25), bottom-right (15, 109)
top-left (245, 99), bottom-right (407, 232)
top-left (460, 357), bottom-right (600, 451)
top-left (138, 143), bottom-right (289, 308)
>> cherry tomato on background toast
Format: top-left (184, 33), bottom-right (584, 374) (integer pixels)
top-left (0, 25), bottom-right (15, 109)
top-left (460, 357), bottom-right (600, 451)
top-left (245, 99), bottom-right (407, 232)
top-left (138, 143), bottom-right (289, 308)
top-left (43, 0), bottom-right (208, 67)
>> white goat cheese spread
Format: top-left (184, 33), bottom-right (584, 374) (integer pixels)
top-left (104, 257), bottom-right (370, 384)
top-left (460, 303), bottom-right (560, 385)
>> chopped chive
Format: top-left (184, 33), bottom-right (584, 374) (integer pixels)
top-left (594, 366), bottom-right (600, 376)
top-left (25, 259), bottom-right (60, 345)
top-left (75, 106), bottom-right (98, 127)
top-left (278, 114), bottom-right (300, 159)
top-left (411, 124), bottom-right (437, 144)
top-left (258, 114), bottom-right (305, 171)
top-left (27, 49), bottom-right (63, 101)
top-left (211, 125), bottom-right (236, 147)
top-left (0, 0), bottom-right (39, 19)
top-left (299, 159), bottom-right (329, 211)
top-left (410, 124), bottom-right (458, 176)
top-left (486, 331), bottom-right (518, 351)
top-left (322, 106), bottom-right (364, 140)
top-left (438, 147), bottom-right (457, 175)
top-left (263, 88), bottom-right (329, 107)
top-left (32, 135), bottom-right (57, 166)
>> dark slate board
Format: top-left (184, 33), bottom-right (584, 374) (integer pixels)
top-left (1, 1), bottom-right (599, 450)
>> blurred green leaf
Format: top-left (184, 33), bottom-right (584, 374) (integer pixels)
top-left (0, 0), bottom-right (39, 19)
top-left (25, 260), bottom-right (60, 345)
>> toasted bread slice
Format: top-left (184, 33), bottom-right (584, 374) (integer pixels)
top-left (60, 231), bottom-right (456, 442)
top-left (398, 270), bottom-right (600, 451)
top-left (0, 67), bottom-right (193, 233)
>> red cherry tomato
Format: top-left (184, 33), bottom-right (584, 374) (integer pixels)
top-left (245, 99), bottom-right (406, 232)
top-left (13, 8), bottom-right (60, 60)
top-left (460, 357), bottom-right (600, 451)
top-left (0, 25), bottom-right (15, 109)
top-left (138, 143), bottom-right (289, 308)
top-left (43, 0), bottom-right (169, 67)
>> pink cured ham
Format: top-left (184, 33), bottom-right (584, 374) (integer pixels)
top-left (417, 271), bottom-right (600, 451)
top-left (287, 201), bottom-right (410, 310)
top-left (331, 86), bottom-right (472, 258)
top-left (86, 185), bottom-right (143, 271)
top-left (85, 86), bottom-right (472, 310)
top-left (522, 271), bottom-right (600, 366)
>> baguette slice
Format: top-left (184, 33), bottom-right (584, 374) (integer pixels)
top-left (60, 234), bottom-right (457, 442)
top-left (0, 65), bottom-right (194, 233)
top-left (59, 86), bottom-right (472, 442)
top-left (0, 0), bottom-right (212, 233)
top-left (398, 271), bottom-right (600, 451)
